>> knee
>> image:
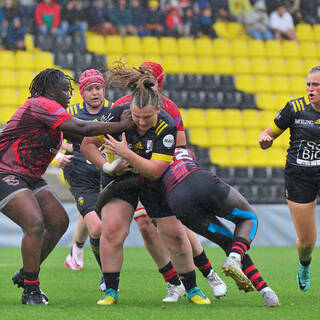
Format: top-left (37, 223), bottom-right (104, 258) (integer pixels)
top-left (137, 218), bottom-right (157, 242)
top-left (24, 216), bottom-right (45, 238)
top-left (102, 225), bottom-right (129, 245)
top-left (89, 223), bottom-right (101, 239)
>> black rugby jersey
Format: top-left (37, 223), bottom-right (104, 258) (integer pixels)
top-left (272, 95), bottom-right (320, 167)
top-left (65, 99), bottom-right (112, 176)
top-left (97, 103), bottom-right (177, 167)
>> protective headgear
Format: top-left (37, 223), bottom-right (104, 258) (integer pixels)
top-left (140, 62), bottom-right (164, 90)
top-left (79, 69), bottom-right (105, 99)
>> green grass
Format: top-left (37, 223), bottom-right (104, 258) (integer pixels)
top-left (0, 247), bottom-right (319, 320)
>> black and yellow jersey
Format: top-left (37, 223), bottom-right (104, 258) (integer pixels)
top-left (65, 99), bottom-right (112, 176)
top-left (272, 95), bottom-right (320, 167)
top-left (97, 102), bottom-right (177, 165)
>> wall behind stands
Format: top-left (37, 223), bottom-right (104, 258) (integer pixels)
top-left (0, 203), bottom-right (320, 247)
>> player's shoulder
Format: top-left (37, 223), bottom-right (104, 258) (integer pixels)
top-left (156, 110), bottom-right (176, 135)
top-left (287, 95), bottom-right (309, 113)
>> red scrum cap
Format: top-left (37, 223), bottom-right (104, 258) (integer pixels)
top-left (79, 69), bottom-right (105, 99)
top-left (140, 62), bottom-right (164, 90)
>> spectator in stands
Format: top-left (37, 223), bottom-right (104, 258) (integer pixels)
top-left (145, 0), bottom-right (165, 36)
top-left (300, 0), bottom-right (320, 26)
top-left (259, 65), bottom-right (320, 294)
top-left (244, 0), bottom-right (273, 40)
top-left (87, 0), bottom-right (115, 36)
top-left (3, 16), bottom-right (26, 49)
top-left (211, 0), bottom-right (235, 22)
top-left (269, 4), bottom-right (296, 40)
top-left (111, 0), bottom-right (135, 37)
top-left (60, 0), bottom-right (87, 37)
top-left (130, 0), bottom-right (148, 36)
top-left (165, 4), bottom-right (184, 37)
top-left (228, 0), bottom-right (252, 22)
top-left (284, 0), bottom-right (302, 25)
top-left (2, 0), bottom-right (21, 24)
top-left (196, 6), bottom-right (218, 38)
top-left (182, 6), bottom-right (197, 37)
top-left (34, 0), bottom-right (65, 36)
top-left (0, 7), bottom-right (5, 49)
top-left (18, 0), bottom-right (36, 20)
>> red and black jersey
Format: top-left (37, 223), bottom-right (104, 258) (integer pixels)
top-left (112, 93), bottom-right (185, 131)
top-left (272, 95), bottom-right (320, 167)
top-left (162, 147), bottom-right (201, 198)
top-left (0, 96), bottom-right (72, 178)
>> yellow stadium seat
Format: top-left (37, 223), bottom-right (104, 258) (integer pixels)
top-left (142, 36), bottom-right (160, 55)
top-left (303, 58), bottom-right (319, 74)
top-left (271, 75), bottom-right (290, 93)
top-left (159, 37), bottom-right (178, 55)
top-left (126, 54), bottom-right (144, 68)
top-left (286, 58), bottom-right (305, 76)
top-left (233, 57), bottom-right (251, 74)
top-left (0, 88), bottom-right (18, 106)
top-left (242, 109), bottom-right (261, 128)
top-left (235, 74), bottom-right (255, 93)
top-left (189, 128), bottom-right (210, 147)
top-left (177, 37), bottom-right (195, 56)
top-left (246, 128), bottom-right (261, 146)
top-left (0, 50), bottom-right (16, 69)
top-left (198, 56), bottom-right (216, 74)
top-left (34, 51), bottom-right (54, 70)
top-left (180, 56), bottom-right (198, 74)
top-left (265, 147), bottom-right (286, 167)
top-left (87, 34), bottom-right (106, 55)
top-left (69, 88), bottom-right (81, 106)
top-left (213, 21), bottom-right (228, 38)
top-left (248, 147), bottom-right (267, 166)
top-left (225, 128), bottom-right (246, 146)
top-left (205, 109), bottom-right (225, 128)
top-left (186, 108), bottom-right (206, 128)
top-left (256, 93), bottom-right (276, 110)
top-left (16, 51), bottom-right (35, 70)
top-left (143, 55), bottom-right (162, 65)
top-left (265, 40), bottom-right (283, 58)
top-left (212, 38), bottom-right (231, 56)
top-left (229, 146), bottom-right (249, 166)
top-left (296, 23), bottom-right (314, 42)
top-left (248, 40), bottom-right (265, 57)
top-left (227, 22), bottom-right (246, 40)
top-left (282, 41), bottom-right (300, 58)
top-left (215, 57), bottom-right (234, 75)
top-left (224, 109), bottom-right (243, 128)
top-left (105, 35), bottom-right (124, 55)
top-left (0, 106), bottom-right (16, 124)
top-left (17, 88), bottom-right (30, 106)
top-left (162, 55), bottom-right (181, 74)
top-left (195, 37), bottom-right (213, 56)
top-left (0, 70), bottom-right (16, 87)
top-left (260, 110), bottom-right (276, 128)
top-left (288, 75), bottom-right (306, 94)
top-left (254, 75), bottom-right (273, 93)
top-left (313, 24), bottom-right (320, 41)
top-left (230, 39), bottom-right (248, 57)
top-left (25, 33), bottom-right (35, 51)
top-left (209, 128), bottom-right (227, 146)
top-left (106, 54), bottom-right (125, 68)
top-left (123, 36), bottom-right (142, 55)
top-left (179, 108), bottom-right (188, 126)
top-left (16, 70), bottom-right (36, 88)
top-left (274, 93), bottom-right (292, 109)
top-left (210, 146), bottom-right (230, 166)
top-left (299, 42), bottom-right (318, 59)
top-left (251, 57), bottom-right (269, 75)
top-left (269, 58), bottom-right (287, 75)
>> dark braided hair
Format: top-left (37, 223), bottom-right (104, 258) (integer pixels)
top-left (29, 68), bottom-right (73, 98)
top-left (107, 62), bottom-right (162, 110)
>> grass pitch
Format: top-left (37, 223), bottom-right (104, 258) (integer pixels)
top-left (0, 246), bottom-right (319, 320)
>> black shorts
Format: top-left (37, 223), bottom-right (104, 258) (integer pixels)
top-left (167, 170), bottom-right (230, 227)
top-left (63, 168), bottom-right (100, 217)
top-left (0, 172), bottom-right (48, 210)
top-left (284, 163), bottom-right (320, 203)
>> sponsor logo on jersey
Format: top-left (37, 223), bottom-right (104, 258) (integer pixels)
top-left (100, 113), bottom-right (114, 123)
top-left (295, 119), bottom-right (314, 125)
top-left (146, 140), bottom-right (153, 153)
top-left (163, 134), bottom-right (174, 148)
top-left (78, 196), bottom-right (84, 206)
top-left (2, 175), bottom-right (19, 186)
top-left (133, 141), bottom-right (143, 149)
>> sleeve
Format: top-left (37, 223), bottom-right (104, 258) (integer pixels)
top-left (53, 4), bottom-right (61, 27)
top-left (33, 98), bottom-right (73, 130)
top-left (272, 102), bottom-right (295, 134)
top-left (151, 125), bottom-right (177, 163)
top-left (163, 97), bottom-right (185, 131)
top-left (111, 95), bottom-right (131, 108)
top-left (34, 4), bottom-right (43, 26)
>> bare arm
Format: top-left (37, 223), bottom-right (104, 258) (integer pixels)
top-left (80, 136), bottom-right (106, 170)
top-left (259, 127), bottom-right (280, 150)
top-left (105, 132), bottom-right (171, 180)
top-left (176, 130), bottom-right (187, 147)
